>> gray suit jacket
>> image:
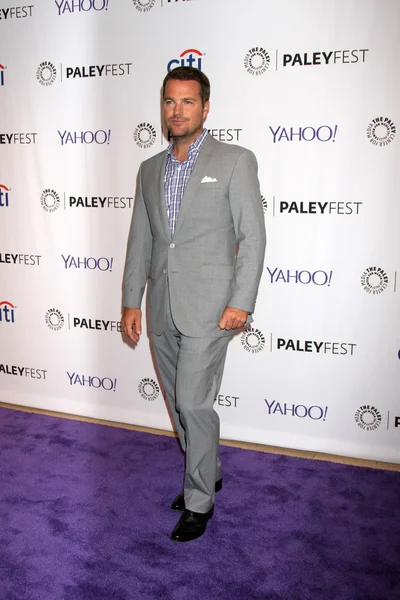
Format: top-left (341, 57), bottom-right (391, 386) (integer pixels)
top-left (123, 134), bottom-right (266, 337)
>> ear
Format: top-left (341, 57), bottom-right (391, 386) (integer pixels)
top-left (203, 100), bottom-right (210, 120)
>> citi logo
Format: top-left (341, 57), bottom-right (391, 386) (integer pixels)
top-left (167, 49), bottom-right (204, 72)
top-left (0, 301), bottom-right (16, 323)
top-left (0, 64), bottom-right (5, 86)
top-left (0, 184), bottom-right (10, 207)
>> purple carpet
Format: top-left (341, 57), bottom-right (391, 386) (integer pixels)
top-left (0, 407), bottom-right (399, 600)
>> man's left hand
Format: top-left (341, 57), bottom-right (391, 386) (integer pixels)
top-left (218, 306), bottom-right (248, 330)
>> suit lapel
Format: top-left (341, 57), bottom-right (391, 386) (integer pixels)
top-left (153, 151), bottom-right (171, 241)
top-left (173, 135), bottom-right (217, 237)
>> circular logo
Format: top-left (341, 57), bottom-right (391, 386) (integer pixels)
top-left (36, 61), bottom-right (57, 87)
top-left (261, 195), bottom-right (267, 213)
top-left (361, 267), bottom-right (388, 295)
top-left (241, 327), bottom-right (265, 353)
top-left (244, 47), bottom-right (270, 76)
top-left (366, 117), bottom-right (396, 147)
top-left (41, 189), bottom-right (60, 213)
top-left (133, 123), bottom-right (157, 149)
top-left (45, 308), bottom-right (64, 331)
top-left (132, 0), bottom-right (156, 12)
top-left (354, 405), bottom-right (382, 431)
top-left (138, 378), bottom-right (160, 401)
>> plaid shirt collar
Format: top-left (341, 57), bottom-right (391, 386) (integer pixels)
top-left (166, 128), bottom-right (208, 161)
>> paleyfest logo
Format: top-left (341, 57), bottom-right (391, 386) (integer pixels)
top-left (367, 117), bottom-right (395, 147)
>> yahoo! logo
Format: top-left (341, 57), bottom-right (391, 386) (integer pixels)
top-left (58, 130), bottom-right (111, 145)
top-left (265, 400), bottom-right (329, 421)
top-left (167, 49), bottom-right (204, 72)
top-left (0, 301), bottom-right (16, 323)
top-left (67, 371), bottom-right (117, 391)
top-left (55, 0), bottom-right (109, 15)
top-left (0, 64), bottom-right (5, 86)
top-left (61, 255), bottom-right (114, 271)
top-left (0, 184), bottom-right (10, 207)
top-left (269, 125), bottom-right (338, 143)
top-left (266, 268), bottom-right (333, 286)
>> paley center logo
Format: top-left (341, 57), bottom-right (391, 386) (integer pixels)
top-left (55, 0), bottom-right (109, 15)
top-left (367, 118), bottom-right (395, 147)
top-left (45, 308), bottom-right (64, 331)
top-left (138, 378), bottom-right (160, 401)
top-left (244, 47), bottom-right (270, 76)
top-left (241, 326), bottom-right (265, 353)
top-left (361, 267), bottom-right (388, 295)
top-left (134, 123), bottom-right (156, 149)
top-left (355, 405), bottom-right (381, 431)
top-left (0, 301), bottom-right (16, 323)
top-left (167, 48), bottom-right (204, 72)
top-left (0, 184), bottom-right (10, 207)
top-left (36, 62), bottom-right (57, 87)
top-left (132, 0), bottom-right (156, 12)
top-left (0, 6), bottom-right (34, 19)
top-left (41, 189), bottom-right (60, 212)
top-left (0, 64), bottom-right (6, 86)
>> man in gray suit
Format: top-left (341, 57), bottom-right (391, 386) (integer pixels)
top-left (122, 66), bottom-right (266, 542)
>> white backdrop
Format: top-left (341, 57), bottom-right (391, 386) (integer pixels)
top-left (1, 0), bottom-right (399, 463)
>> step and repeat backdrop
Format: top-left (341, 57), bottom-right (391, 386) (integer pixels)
top-left (0, 0), bottom-right (399, 462)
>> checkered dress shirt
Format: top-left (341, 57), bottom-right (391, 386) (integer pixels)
top-left (164, 128), bottom-right (208, 237)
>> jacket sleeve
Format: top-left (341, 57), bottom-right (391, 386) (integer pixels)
top-left (122, 165), bottom-right (153, 308)
top-left (227, 149), bottom-right (266, 313)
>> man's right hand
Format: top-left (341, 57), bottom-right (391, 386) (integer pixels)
top-left (121, 308), bottom-right (142, 344)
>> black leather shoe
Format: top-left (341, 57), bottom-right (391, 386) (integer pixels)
top-left (170, 478), bottom-right (222, 511)
top-left (171, 507), bottom-right (214, 542)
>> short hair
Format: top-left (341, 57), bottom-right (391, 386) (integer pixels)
top-left (162, 67), bottom-right (210, 105)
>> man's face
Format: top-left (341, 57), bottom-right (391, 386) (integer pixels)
top-left (163, 79), bottom-right (209, 142)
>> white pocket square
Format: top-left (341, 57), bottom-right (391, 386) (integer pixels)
top-left (201, 176), bottom-right (217, 183)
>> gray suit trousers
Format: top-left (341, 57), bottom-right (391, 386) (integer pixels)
top-left (151, 286), bottom-right (231, 513)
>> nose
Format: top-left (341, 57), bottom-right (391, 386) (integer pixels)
top-left (173, 102), bottom-right (183, 116)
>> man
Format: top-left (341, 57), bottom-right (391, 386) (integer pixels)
top-left (122, 66), bottom-right (266, 542)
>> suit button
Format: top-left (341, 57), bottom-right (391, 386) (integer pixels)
top-left (169, 243), bottom-right (175, 248)
top-left (162, 269), bottom-right (167, 274)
